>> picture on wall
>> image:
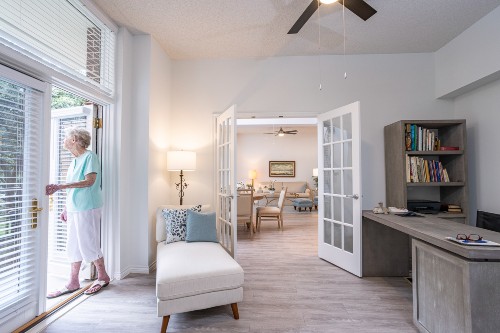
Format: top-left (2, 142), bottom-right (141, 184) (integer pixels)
top-left (269, 161), bottom-right (295, 177)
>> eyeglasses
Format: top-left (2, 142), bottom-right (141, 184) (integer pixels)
top-left (456, 234), bottom-right (483, 242)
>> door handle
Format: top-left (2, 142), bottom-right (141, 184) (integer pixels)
top-left (30, 198), bottom-right (43, 229)
top-left (343, 194), bottom-right (359, 200)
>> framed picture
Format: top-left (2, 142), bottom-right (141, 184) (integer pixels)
top-left (269, 161), bottom-right (295, 177)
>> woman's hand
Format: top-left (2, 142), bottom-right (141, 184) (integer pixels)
top-left (45, 184), bottom-right (60, 195)
top-left (60, 209), bottom-right (67, 222)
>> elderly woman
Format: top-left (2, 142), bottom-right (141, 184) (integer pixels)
top-left (46, 127), bottom-right (110, 298)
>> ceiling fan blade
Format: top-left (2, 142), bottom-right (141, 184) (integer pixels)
top-left (288, 0), bottom-right (320, 34)
top-left (264, 132), bottom-right (276, 134)
top-left (340, 0), bottom-right (377, 21)
top-left (284, 130), bottom-right (298, 134)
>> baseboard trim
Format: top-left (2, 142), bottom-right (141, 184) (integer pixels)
top-left (115, 265), bottom-right (150, 280)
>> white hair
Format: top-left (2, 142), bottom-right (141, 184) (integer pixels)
top-left (65, 127), bottom-right (91, 149)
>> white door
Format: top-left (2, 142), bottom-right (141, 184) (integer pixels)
top-left (0, 65), bottom-right (50, 331)
top-left (216, 105), bottom-right (237, 257)
top-left (317, 102), bottom-right (362, 277)
top-left (48, 104), bottom-right (93, 279)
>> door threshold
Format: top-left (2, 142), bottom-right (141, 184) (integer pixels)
top-left (14, 284), bottom-right (93, 333)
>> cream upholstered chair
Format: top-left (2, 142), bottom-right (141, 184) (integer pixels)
top-left (256, 187), bottom-right (287, 231)
top-left (237, 189), bottom-right (255, 235)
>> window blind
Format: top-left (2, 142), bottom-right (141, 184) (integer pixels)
top-left (0, 0), bottom-right (115, 96)
top-left (0, 76), bottom-right (42, 320)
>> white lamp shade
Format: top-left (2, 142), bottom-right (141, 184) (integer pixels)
top-left (248, 170), bottom-right (257, 180)
top-left (167, 151), bottom-right (196, 171)
top-left (313, 168), bottom-right (318, 177)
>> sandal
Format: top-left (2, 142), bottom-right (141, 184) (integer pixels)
top-left (47, 286), bottom-right (80, 299)
top-left (84, 280), bottom-right (109, 296)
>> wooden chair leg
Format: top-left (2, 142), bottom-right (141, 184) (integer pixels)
top-left (231, 303), bottom-right (240, 319)
top-left (161, 315), bottom-right (170, 333)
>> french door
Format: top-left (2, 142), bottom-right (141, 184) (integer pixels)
top-left (317, 102), bottom-right (362, 277)
top-left (216, 105), bottom-right (237, 257)
top-left (47, 102), bottom-right (95, 280)
top-left (0, 65), bottom-right (50, 332)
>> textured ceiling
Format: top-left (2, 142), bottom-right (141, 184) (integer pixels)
top-left (93, 0), bottom-right (500, 60)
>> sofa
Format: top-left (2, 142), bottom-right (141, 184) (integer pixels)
top-left (155, 205), bottom-right (244, 332)
top-left (257, 181), bottom-right (312, 206)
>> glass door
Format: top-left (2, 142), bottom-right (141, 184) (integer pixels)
top-left (216, 105), bottom-right (237, 257)
top-left (0, 65), bottom-right (50, 332)
top-left (47, 91), bottom-right (96, 305)
top-left (317, 102), bottom-right (362, 277)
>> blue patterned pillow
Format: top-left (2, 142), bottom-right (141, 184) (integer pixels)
top-left (162, 205), bottom-right (202, 244)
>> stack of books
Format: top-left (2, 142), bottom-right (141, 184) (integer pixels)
top-left (447, 204), bottom-right (462, 213)
top-left (406, 156), bottom-right (450, 183)
top-left (405, 124), bottom-right (441, 151)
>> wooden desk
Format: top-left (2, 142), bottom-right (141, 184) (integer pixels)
top-left (362, 211), bottom-right (500, 333)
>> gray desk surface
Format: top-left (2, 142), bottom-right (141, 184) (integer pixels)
top-left (363, 211), bottom-right (500, 260)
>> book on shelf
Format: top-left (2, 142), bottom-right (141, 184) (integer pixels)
top-left (443, 204), bottom-right (462, 213)
top-left (404, 124), bottom-right (442, 151)
top-left (406, 156), bottom-right (451, 183)
top-left (440, 146), bottom-right (459, 151)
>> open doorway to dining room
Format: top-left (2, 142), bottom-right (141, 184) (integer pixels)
top-left (235, 117), bottom-right (319, 239)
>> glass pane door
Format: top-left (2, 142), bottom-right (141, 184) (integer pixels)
top-left (0, 66), bottom-right (49, 332)
top-left (318, 102), bottom-right (361, 277)
top-left (216, 105), bottom-right (237, 257)
top-left (47, 96), bottom-right (93, 287)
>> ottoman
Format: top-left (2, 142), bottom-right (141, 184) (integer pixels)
top-left (292, 198), bottom-right (313, 212)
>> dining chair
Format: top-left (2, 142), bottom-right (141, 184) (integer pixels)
top-left (256, 187), bottom-right (287, 231)
top-left (237, 188), bottom-right (255, 235)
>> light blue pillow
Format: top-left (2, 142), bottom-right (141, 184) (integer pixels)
top-left (185, 210), bottom-right (218, 243)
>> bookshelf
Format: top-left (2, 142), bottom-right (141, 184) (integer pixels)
top-left (384, 120), bottom-right (468, 224)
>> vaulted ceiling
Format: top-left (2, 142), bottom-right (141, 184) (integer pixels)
top-left (93, 0), bottom-right (500, 60)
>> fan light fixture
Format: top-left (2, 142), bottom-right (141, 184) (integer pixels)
top-left (320, 0), bottom-right (338, 4)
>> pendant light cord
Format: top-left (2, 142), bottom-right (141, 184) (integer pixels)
top-left (342, 1), bottom-right (347, 79)
top-left (318, 0), bottom-right (322, 90)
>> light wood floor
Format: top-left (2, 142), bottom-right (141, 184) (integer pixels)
top-left (41, 207), bottom-right (418, 332)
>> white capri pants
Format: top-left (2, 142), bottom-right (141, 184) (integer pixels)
top-left (66, 207), bottom-right (103, 263)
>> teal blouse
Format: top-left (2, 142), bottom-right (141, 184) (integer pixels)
top-left (65, 150), bottom-right (103, 212)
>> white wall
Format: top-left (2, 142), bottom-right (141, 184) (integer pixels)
top-left (236, 127), bottom-right (317, 188)
top-left (453, 79), bottom-right (500, 224)
top-left (435, 6), bottom-right (500, 98)
top-left (114, 33), bottom-right (171, 278)
top-left (148, 38), bottom-right (171, 268)
top-left (119, 35), bottom-right (150, 276)
top-left (171, 54), bottom-right (454, 210)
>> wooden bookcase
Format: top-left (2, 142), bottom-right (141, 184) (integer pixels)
top-left (384, 120), bottom-right (468, 224)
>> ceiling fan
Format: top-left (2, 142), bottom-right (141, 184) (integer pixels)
top-left (288, 0), bottom-right (377, 34)
top-left (264, 127), bottom-right (298, 136)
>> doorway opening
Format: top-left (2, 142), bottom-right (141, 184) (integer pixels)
top-left (46, 87), bottom-right (103, 310)
top-left (235, 117), bottom-right (318, 240)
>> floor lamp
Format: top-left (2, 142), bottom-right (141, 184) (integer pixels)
top-left (167, 151), bottom-right (196, 205)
